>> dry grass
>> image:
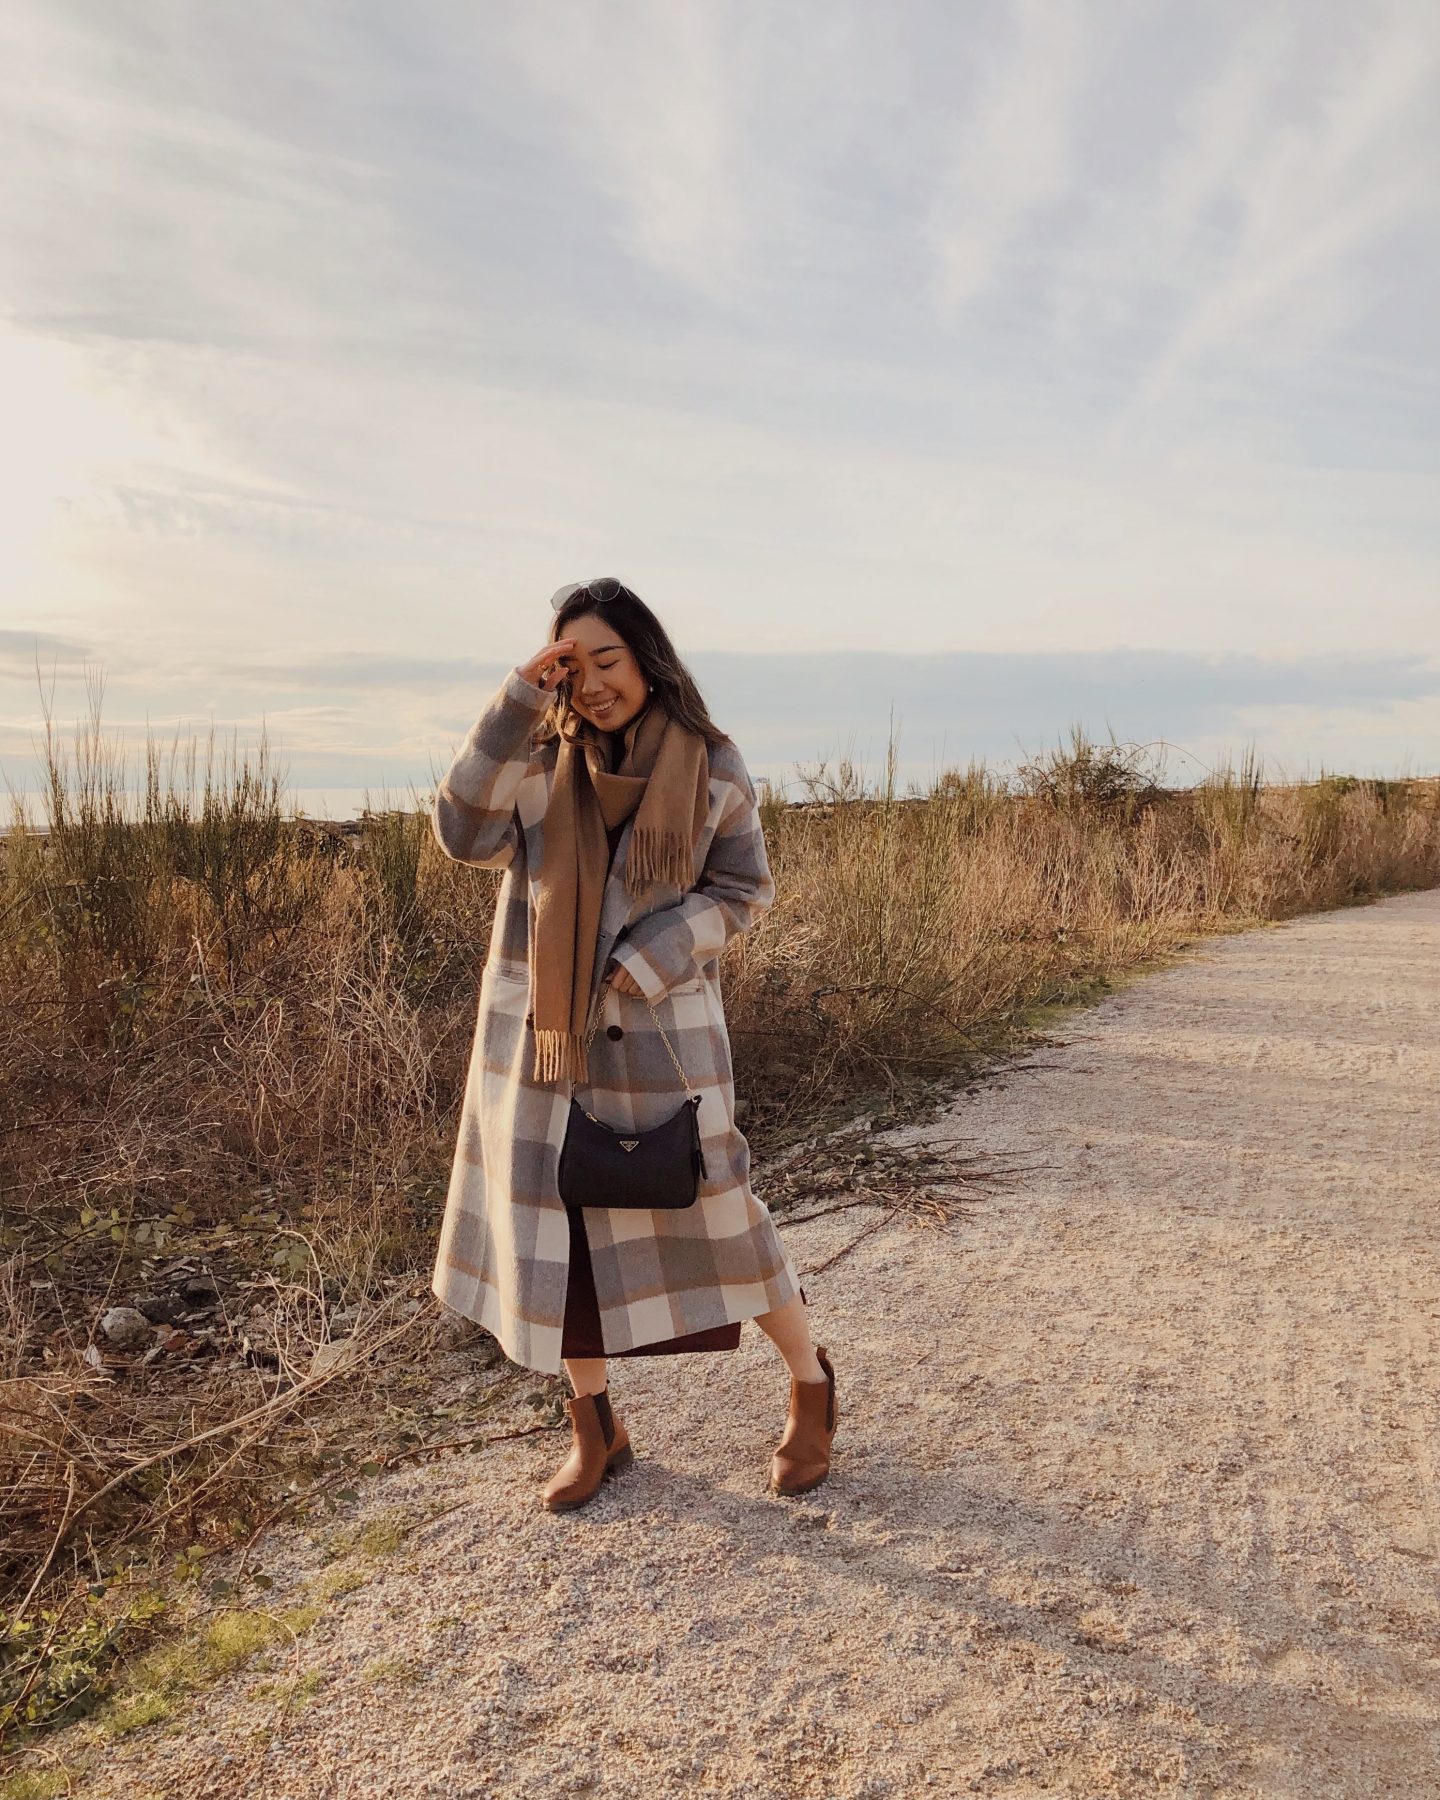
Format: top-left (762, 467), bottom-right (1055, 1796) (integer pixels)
top-left (741, 736), bottom-right (1438, 1139)
top-left (2, 683), bottom-right (1437, 1754)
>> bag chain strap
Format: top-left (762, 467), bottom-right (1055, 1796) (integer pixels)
top-left (584, 974), bottom-right (696, 1099)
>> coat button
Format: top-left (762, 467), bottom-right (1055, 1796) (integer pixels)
top-left (606, 1024), bottom-right (624, 1041)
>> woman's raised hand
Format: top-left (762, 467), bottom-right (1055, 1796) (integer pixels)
top-left (518, 640), bottom-right (577, 693)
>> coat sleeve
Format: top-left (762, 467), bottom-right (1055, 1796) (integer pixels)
top-left (431, 668), bottom-right (551, 870)
top-left (607, 754), bottom-right (776, 999)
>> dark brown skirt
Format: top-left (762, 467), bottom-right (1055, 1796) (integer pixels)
top-left (560, 1205), bottom-right (739, 1357)
top-left (559, 1206), bottom-right (808, 1359)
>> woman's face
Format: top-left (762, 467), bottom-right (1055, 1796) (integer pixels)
top-left (557, 611), bottom-right (650, 732)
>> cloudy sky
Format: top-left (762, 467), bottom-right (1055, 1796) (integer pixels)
top-left (2, 0), bottom-right (1437, 814)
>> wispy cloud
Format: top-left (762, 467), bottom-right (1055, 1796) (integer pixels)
top-left (1123, 3), bottom-right (1440, 420)
top-left (0, 628), bottom-right (94, 677)
top-left (927, 0), bottom-right (1090, 318)
top-left (498, 1), bottom-right (746, 295)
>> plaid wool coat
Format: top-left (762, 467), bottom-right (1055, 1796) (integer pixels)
top-left (429, 666), bottom-right (804, 1373)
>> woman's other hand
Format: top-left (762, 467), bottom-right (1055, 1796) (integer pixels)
top-left (518, 640), bottom-right (577, 693)
top-left (607, 962), bottom-right (645, 997)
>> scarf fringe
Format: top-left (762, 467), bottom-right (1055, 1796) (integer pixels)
top-left (625, 824), bottom-right (694, 894)
top-left (532, 1028), bottom-right (588, 1086)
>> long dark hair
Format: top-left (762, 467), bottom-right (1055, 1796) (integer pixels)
top-left (533, 579), bottom-right (730, 750)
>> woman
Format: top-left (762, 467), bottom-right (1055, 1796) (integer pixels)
top-left (429, 578), bottom-right (838, 1512)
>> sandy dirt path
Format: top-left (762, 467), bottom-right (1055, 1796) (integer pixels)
top-left (66, 889), bottom-right (1439, 1798)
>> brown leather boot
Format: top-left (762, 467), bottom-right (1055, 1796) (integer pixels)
top-left (769, 1345), bottom-right (838, 1496)
top-left (539, 1387), bottom-right (635, 1512)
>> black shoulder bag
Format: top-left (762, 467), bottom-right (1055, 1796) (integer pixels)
top-left (557, 976), bottom-right (706, 1211)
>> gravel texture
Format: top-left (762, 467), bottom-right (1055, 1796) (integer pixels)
top-left (52, 887), bottom-right (1440, 1798)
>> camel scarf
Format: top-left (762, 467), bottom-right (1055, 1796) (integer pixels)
top-left (531, 697), bottom-right (709, 1085)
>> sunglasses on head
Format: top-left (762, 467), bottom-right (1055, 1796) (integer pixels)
top-left (549, 576), bottom-right (626, 612)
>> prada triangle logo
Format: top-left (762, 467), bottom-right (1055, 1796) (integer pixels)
top-left (619, 1139), bottom-right (640, 1152)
